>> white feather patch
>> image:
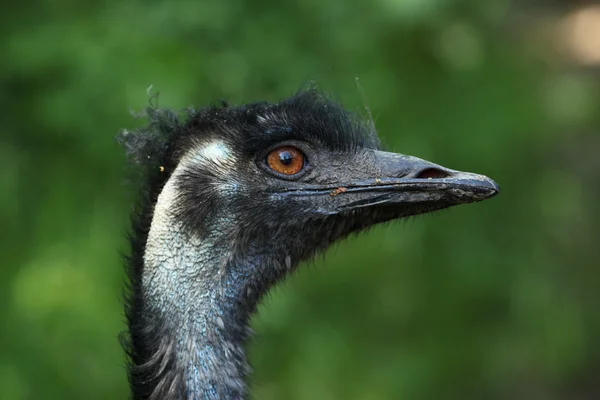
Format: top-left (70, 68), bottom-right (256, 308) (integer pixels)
top-left (194, 141), bottom-right (233, 166)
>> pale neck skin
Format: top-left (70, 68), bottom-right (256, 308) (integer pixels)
top-left (142, 164), bottom-right (258, 399)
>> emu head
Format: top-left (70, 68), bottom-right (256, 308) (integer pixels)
top-left (119, 89), bottom-right (499, 399)
top-left (121, 89), bottom-right (498, 300)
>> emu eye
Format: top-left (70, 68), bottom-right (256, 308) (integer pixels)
top-left (266, 146), bottom-right (305, 175)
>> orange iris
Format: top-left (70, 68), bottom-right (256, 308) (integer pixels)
top-left (266, 146), bottom-right (305, 175)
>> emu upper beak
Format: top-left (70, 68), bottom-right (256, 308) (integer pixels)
top-left (279, 150), bottom-right (499, 215)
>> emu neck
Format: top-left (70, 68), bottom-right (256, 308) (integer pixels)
top-left (141, 176), bottom-right (257, 400)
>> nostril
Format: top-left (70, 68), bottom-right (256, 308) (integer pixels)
top-left (415, 168), bottom-right (450, 179)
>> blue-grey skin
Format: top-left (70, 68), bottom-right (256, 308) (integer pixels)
top-left (143, 151), bottom-right (250, 399)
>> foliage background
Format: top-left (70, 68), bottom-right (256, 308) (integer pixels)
top-left (1, 0), bottom-right (599, 399)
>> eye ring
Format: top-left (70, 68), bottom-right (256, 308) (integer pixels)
top-left (266, 146), bottom-right (305, 176)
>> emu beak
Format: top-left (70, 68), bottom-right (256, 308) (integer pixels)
top-left (277, 149), bottom-right (499, 216)
top-left (332, 150), bottom-right (499, 211)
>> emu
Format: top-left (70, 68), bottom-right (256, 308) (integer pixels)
top-left (118, 89), bottom-right (499, 400)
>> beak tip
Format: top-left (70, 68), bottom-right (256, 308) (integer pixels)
top-left (448, 173), bottom-right (499, 201)
top-left (477, 176), bottom-right (500, 200)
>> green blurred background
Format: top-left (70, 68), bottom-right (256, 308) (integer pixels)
top-left (2, 0), bottom-right (599, 399)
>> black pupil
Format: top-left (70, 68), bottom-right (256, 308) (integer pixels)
top-left (279, 151), bottom-right (293, 165)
